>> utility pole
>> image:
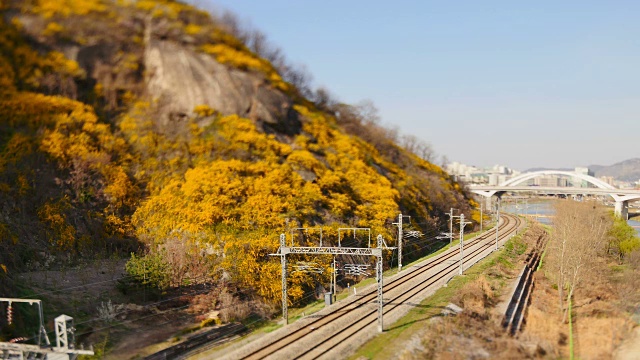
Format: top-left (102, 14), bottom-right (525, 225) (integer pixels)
top-left (332, 256), bottom-right (337, 303)
top-left (271, 230), bottom-right (393, 333)
top-left (397, 214), bottom-right (402, 271)
top-left (143, 261), bottom-right (146, 302)
top-left (447, 208), bottom-right (456, 244)
top-left (458, 214), bottom-right (471, 275)
top-left (0, 298), bottom-right (49, 346)
top-left (376, 235), bottom-right (384, 332)
top-left (480, 202), bottom-right (483, 232)
top-left (279, 233), bottom-right (288, 324)
top-left (392, 214), bottom-right (410, 272)
top-left (0, 298), bottom-right (93, 358)
top-left (495, 197), bottom-right (501, 250)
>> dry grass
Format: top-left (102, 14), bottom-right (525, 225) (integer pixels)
top-left (524, 304), bottom-right (563, 357)
top-left (574, 317), bottom-right (631, 360)
top-left (413, 310), bottom-right (535, 360)
top-left (400, 223), bottom-right (554, 359)
top-left (403, 221), bottom-right (637, 359)
top-left (358, 221), bottom-right (639, 360)
top-left (453, 275), bottom-right (494, 314)
top-left (523, 258), bottom-right (635, 360)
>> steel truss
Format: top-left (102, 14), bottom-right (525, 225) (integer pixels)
top-left (0, 298), bottom-right (93, 360)
top-left (271, 233), bottom-right (393, 332)
top-left (281, 247), bottom-right (382, 256)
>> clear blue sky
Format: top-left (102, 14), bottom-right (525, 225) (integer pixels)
top-left (190, 0), bottom-right (640, 171)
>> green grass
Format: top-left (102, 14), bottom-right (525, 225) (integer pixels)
top-left (609, 264), bottom-right (629, 273)
top-left (343, 223), bottom-right (499, 302)
top-left (463, 222), bottom-right (496, 241)
top-left (349, 226), bottom-right (528, 360)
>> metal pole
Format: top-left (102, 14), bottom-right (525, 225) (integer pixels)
top-left (38, 302), bottom-right (48, 346)
top-left (280, 233), bottom-right (288, 324)
top-left (143, 261), bottom-right (146, 303)
top-left (495, 197), bottom-right (501, 250)
top-left (480, 202), bottom-right (483, 232)
top-left (397, 214), bottom-right (403, 272)
top-left (449, 208), bottom-right (454, 244)
top-left (459, 214), bottom-right (465, 275)
top-left (376, 235), bottom-right (384, 332)
top-left (0, 298), bottom-right (50, 346)
top-left (333, 256), bottom-right (337, 303)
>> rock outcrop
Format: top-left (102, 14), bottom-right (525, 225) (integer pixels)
top-left (145, 39), bottom-right (301, 135)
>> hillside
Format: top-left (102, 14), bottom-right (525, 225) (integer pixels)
top-left (0, 0), bottom-right (473, 341)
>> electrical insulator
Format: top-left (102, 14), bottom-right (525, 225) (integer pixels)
top-left (7, 303), bottom-right (12, 325)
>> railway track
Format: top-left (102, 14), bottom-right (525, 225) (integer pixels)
top-left (502, 229), bottom-right (547, 336)
top-left (144, 323), bottom-right (246, 360)
top-left (220, 213), bottom-right (523, 360)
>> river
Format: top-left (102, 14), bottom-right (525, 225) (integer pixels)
top-left (501, 201), bottom-right (554, 226)
top-left (500, 200), bottom-right (640, 236)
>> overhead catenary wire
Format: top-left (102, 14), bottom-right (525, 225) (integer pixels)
top-left (10, 214), bottom-right (486, 350)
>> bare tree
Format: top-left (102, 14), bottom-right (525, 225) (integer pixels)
top-left (312, 86), bottom-right (339, 112)
top-left (401, 134), bottom-right (435, 162)
top-left (219, 10), bottom-right (246, 42)
top-left (545, 200), bottom-right (612, 321)
top-left (354, 99), bottom-right (381, 126)
top-left (281, 62), bottom-right (314, 98)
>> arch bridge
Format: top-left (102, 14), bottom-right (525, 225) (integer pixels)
top-left (469, 171), bottom-right (640, 218)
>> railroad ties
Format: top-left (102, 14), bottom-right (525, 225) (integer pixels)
top-left (143, 323), bottom-right (246, 360)
top-left (223, 214), bottom-right (523, 360)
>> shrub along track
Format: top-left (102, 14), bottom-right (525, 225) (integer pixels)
top-left (217, 213), bottom-right (523, 360)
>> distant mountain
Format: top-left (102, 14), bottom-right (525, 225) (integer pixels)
top-left (525, 159), bottom-right (640, 182)
top-left (590, 158), bottom-right (640, 182)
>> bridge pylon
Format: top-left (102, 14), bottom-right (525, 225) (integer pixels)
top-left (615, 200), bottom-right (629, 219)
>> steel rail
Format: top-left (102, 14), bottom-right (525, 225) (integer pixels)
top-left (237, 214), bottom-right (521, 360)
top-left (298, 215), bottom-right (523, 360)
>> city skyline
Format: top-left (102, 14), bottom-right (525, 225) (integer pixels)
top-left (193, 0), bottom-right (640, 170)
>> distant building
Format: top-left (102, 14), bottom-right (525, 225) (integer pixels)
top-left (600, 176), bottom-right (616, 187)
top-left (488, 174), bottom-right (499, 186)
top-left (470, 173), bottom-right (489, 184)
top-left (533, 175), bottom-right (566, 187)
top-left (446, 162), bottom-right (520, 185)
top-left (574, 167), bottom-right (594, 176)
top-left (574, 167), bottom-right (594, 188)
